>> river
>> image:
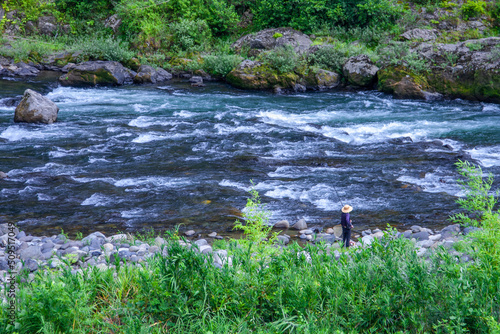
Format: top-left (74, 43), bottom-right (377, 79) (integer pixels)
top-left (1, 74), bottom-right (499, 237)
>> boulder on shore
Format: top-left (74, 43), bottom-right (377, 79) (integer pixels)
top-left (59, 61), bottom-right (135, 86)
top-left (231, 28), bottom-right (312, 56)
top-left (343, 55), bottom-right (379, 87)
top-left (133, 65), bottom-right (172, 84)
top-left (14, 89), bottom-right (59, 124)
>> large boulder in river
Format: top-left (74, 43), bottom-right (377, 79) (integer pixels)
top-left (232, 28), bottom-right (312, 56)
top-left (133, 65), bottom-right (172, 84)
top-left (343, 55), bottom-right (379, 87)
top-left (59, 61), bottom-right (135, 86)
top-left (14, 89), bottom-right (59, 124)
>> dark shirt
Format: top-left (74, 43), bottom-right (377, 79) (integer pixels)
top-left (341, 212), bottom-right (352, 229)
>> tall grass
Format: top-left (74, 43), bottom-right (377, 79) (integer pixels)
top-left (1, 232), bottom-right (499, 333)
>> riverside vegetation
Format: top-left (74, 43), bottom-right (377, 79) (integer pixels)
top-left (1, 0), bottom-right (500, 101)
top-left (0, 161), bottom-right (499, 333)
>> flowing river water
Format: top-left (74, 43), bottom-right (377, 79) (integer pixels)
top-left (1, 74), bottom-right (500, 238)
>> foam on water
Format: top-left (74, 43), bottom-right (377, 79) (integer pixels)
top-left (37, 193), bottom-right (53, 201)
top-left (81, 193), bottom-right (114, 206)
top-left (132, 134), bottom-right (169, 143)
top-left (219, 179), bottom-right (249, 191)
top-left (121, 208), bottom-right (144, 218)
top-left (133, 104), bottom-right (149, 113)
top-left (128, 116), bottom-right (179, 128)
top-left (397, 169), bottom-right (462, 196)
top-left (114, 176), bottom-right (191, 189)
top-left (467, 145), bottom-right (500, 167)
top-left (1, 125), bottom-right (57, 142)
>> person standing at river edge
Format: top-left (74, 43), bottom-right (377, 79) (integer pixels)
top-left (341, 205), bottom-right (354, 248)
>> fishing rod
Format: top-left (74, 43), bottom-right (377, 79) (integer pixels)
top-left (331, 182), bottom-right (344, 208)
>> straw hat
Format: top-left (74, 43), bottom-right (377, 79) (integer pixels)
top-left (341, 205), bottom-right (353, 213)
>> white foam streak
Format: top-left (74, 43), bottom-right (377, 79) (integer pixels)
top-left (467, 146), bottom-right (500, 168)
top-left (81, 193), bottom-right (113, 206)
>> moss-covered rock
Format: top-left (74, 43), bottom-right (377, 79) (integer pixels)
top-left (226, 60), bottom-right (299, 90)
top-left (227, 60), bottom-right (339, 91)
top-left (59, 61), bottom-right (135, 86)
top-left (377, 66), bottom-right (430, 99)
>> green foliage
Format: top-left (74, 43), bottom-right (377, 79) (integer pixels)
top-left (272, 32), bottom-right (283, 39)
top-left (466, 41), bottom-right (484, 51)
top-left (461, 0), bottom-right (487, 20)
top-left (489, 46), bottom-right (500, 62)
top-left (252, 0), bottom-right (404, 33)
top-left (260, 45), bottom-right (300, 74)
top-left (169, 19), bottom-right (212, 52)
top-left (202, 54), bottom-right (242, 77)
top-left (69, 35), bottom-right (134, 62)
top-left (449, 160), bottom-right (500, 293)
top-left (5, 0), bottom-right (60, 26)
top-left (55, 0), bottom-right (114, 33)
top-left (308, 42), bottom-right (375, 73)
top-left (2, 232), bottom-right (498, 333)
top-left (450, 160), bottom-right (497, 228)
top-left (0, 37), bottom-right (64, 62)
top-left (233, 183), bottom-right (278, 246)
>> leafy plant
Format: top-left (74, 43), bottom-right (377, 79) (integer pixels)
top-left (233, 182), bottom-right (278, 246)
top-left (202, 54), bottom-right (242, 78)
top-left (461, 0), bottom-right (487, 20)
top-left (450, 160), bottom-right (497, 228)
top-left (169, 19), bottom-right (212, 53)
top-left (466, 42), bottom-right (484, 51)
top-left (260, 45), bottom-right (300, 74)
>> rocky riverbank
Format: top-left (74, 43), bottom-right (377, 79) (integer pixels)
top-left (1, 27), bottom-right (499, 104)
top-left (0, 222), bottom-right (479, 285)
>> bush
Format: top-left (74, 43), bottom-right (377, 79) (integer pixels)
top-left (461, 0), bottom-right (487, 20)
top-left (308, 42), bottom-right (374, 73)
top-left (260, 45), bottom-right (301, 74)
top-left (69, 36), bottom-right (134, 62)
top-left (202, 54), bottom-right (242, 77)
top-left (252, 0), bottom-right (404, 33)
top-left (233, 184), bottom-right (277, 246)
top-left (169, 19), bottom-right (212, 52)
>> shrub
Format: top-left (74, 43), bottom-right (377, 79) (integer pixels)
top-left (169, 19), bottom-right (212, 53)
top-left (252, 0), bottom-right (404, 33)
top-left (69, 36), bottom-right (134, 62)
top-left (202, 54), bottom-right (242, 77)
top-left (233, 183), bottom-right (278, 247)
top-left (461, 0), bottom-right (487, 20)
top-left (260, 45), bottom-right (300, 74)
top-left (308, 42), bottom-right (374, 73)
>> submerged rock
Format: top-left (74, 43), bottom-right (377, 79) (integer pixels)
top-left (14, 89), bottom-right (59, 124)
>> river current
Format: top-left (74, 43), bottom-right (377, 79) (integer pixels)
top-left (1, 75), bottom-right (499, 237)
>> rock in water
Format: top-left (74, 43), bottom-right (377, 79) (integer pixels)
top-left (59, 61), bottom-right (135, 86)
top-left (14, 89), bottom-right (59, 124)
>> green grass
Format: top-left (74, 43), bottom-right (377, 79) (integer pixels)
top-left (1, 231), bottom-right (499, 333)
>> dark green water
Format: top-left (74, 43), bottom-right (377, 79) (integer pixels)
top-left (1, 75), bottom-right (499, 237)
